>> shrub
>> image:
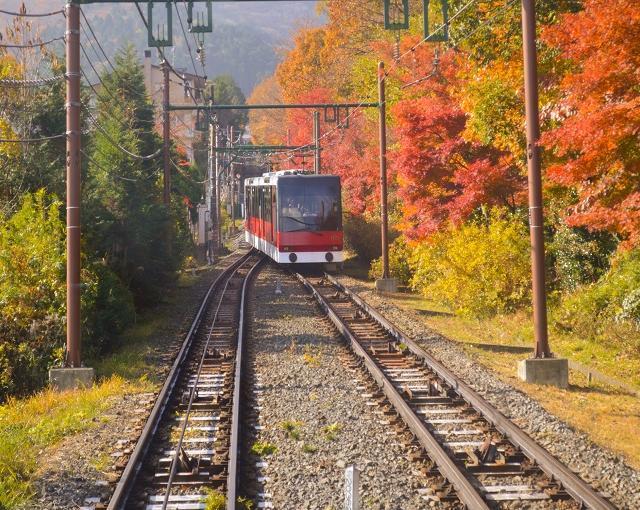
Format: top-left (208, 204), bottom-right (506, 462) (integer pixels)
top-left (410, 212), bottom-right (531, 318)
top-left (343, 213), bottom-right (382, 263)
top-left (369, 236), bottom-right (413, 285)
top-left (548, 223), bottom-right (616, 292)
top-left (554, 249), bottom-right (640, 353)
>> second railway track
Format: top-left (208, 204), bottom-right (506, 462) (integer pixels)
top-left (297, 272), bottom-right (617, 510)
top-left (107, 249), bottom-right (263, 510)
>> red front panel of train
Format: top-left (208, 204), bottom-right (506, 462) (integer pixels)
top-left (276, 231), bottom-right (343, 252)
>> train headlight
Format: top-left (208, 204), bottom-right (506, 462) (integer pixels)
top-left (289, 253), bottom-right (297, 263)
top-left (325, 252), bottom-right (334, 262)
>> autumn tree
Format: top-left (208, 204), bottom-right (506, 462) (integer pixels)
top-left (542, 0), bottom-right (640, 247)
top-left (248, 75), bottom-right (285, 145)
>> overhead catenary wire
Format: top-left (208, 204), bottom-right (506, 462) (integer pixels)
top-left (0, 75), bottom-right (64, 87)
top-left (82, 148), bottom-right (160, 183)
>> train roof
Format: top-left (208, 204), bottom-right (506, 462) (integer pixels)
top-left (245, 170), bottom-right (339, 186)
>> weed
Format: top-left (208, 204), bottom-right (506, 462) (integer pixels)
top-left (302, 345), bottom-right (321, 366)
top-left (301, 443), bottom-right (317, 454)
top-left (322, 422), bottom-right (342, 441)
top-left (236, 496), bottom-right (255, 509)
top-left (280, 420), bottom-right (303, 440)
top-left (250, 441), bottom-right (277, 456)
top-left (397, 342), bottom-right (408, 352)
top-left (203, 488), bottom-right (225, 510)
top-left (89, 452), bottom-right (111, 473)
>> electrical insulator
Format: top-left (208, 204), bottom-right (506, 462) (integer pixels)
top-left (393, 33), bottom-right (401, 62)
top-left (197, 45), bottom-right (206, 66)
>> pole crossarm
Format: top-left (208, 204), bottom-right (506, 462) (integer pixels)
top-left (168, 102), bottom-right (379, 111)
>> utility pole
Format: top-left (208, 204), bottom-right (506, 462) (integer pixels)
top-left (375, 61), bottom-right (395, 292)
top-left (65, 0), bottom-right (81, 368)
top-left (231, 163), bottom-right (236, 232)
top-left (162, 60), bottom-right (171, 206)
top-left (313, 111), bottom-right (321, 174)
top-left (518, 0), bottom-right (567, 386)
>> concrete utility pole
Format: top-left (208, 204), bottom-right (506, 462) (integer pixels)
top-left (375, 61), bottom-right (396, 292)
top-left (208, 112), bottom-right (215, 263)
top-left (162, 60), bottom-right (171, 206)
top-left (517, 0), bottom-right (568, 387)
top-left (313, 111), bottom-right (321, 174)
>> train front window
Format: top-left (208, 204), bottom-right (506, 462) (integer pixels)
top-left (279, 178), bottom-right (342, 232)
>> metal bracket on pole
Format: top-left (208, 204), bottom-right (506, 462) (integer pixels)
top-left (148, 1), bottom-right (173, 48)
top-left (337, 107), bottom-right (350, 129)
top-left (187, 1), bottom-right (213, 33)
top-left (384, 0), bottom-right (410, 30)
top-left (423, 0), bottom-right (449, 42)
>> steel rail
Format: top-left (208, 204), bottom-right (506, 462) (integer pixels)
top-left (226, 256), bottom-right (263, 510)
top-left (161, 253), bottom-right (262, 509)
top-left (296, 273), bottom-right (491, 510)
top-left (323, 273), bottom-right (617, 510)
top-left (107, 250), bottom-right (252, 510)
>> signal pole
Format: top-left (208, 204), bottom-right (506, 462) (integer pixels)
top-left (518, 0), bottom-right (568, 386)
top-left (162, 60), bottom-right (171, 206)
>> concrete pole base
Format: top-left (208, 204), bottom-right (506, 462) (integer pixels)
top-left (517, 358), bottom-right (568, 388)
top-left (49, 367), bottom-right (95, 391)
top-left (375, 277), bottom-right (398, 293)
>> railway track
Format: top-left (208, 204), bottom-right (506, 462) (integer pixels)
top-left (107, 249), bottom-right (263, 510)
top-left (297, 272), bottom-right (617, 510)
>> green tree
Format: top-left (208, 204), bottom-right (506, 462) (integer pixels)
top-left (83, 45), bottom-right (185, 306)
top-left (209, 74), bottom-right (248, 134)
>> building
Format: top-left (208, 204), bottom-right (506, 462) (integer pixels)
top-left (143, 50), bottom-right (207, 161)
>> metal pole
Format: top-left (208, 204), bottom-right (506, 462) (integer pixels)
top-left (162, 60), bottom-right (170, 206)
top-left (208, 113), bottom-right (215, 263)
top-left (521, 0), bottom-right (550, 358)
top-left (378, 61), bottom-right (390, 280)
top-left (65, 0), bottom-right (81, 367)
top-left (313, 111), bottom-right (321, 174)
top-left (215, 128), bottom-right (221, 250)
top-left (231, 165), bottom-right (236, 232)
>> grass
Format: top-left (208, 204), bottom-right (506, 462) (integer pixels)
top-left (0, 376), bottom-right (146, 509)
top-left (250, 441), bottom-right (277, 456)
top-left (343, 261), bottom-right (640, 469)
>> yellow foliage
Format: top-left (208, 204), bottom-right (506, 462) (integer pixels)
top-left (410, 212), bottom-right (531, 318)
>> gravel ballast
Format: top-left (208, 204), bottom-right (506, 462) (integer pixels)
top-left (335, 275), bottom-right (640, 510)
top-left (246, 265), bottom-right (433, 510)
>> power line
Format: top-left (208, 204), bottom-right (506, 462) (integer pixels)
top-left (0, 133), bottom-right (66, 143)
top-left (82, 148), bottom-right (160, 183)
top-left (0, 8), bottom-right (64, 17)
top-left (0, 36), bottom-right (65, 49)
top-left (0, 75), bottom-right (64, 87)
top-left (84, 105), bottom-right (162, 161)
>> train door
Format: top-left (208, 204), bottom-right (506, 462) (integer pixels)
top-left (271, 186), bottom-right (277, 246)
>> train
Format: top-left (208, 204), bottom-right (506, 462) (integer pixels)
top-left (244, 170), bottom-right (344, 265)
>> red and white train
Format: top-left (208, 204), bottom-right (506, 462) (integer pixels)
top-left (244, 170), bottom-right (344, 265)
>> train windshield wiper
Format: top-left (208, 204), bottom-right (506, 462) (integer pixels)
top-left (281, 215), bottom-right (318, 227)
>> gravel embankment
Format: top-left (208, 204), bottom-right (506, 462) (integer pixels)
top-left (245, 265), bottom-right (433, 510)
top-left (29, 256), bottom-right (238, 510)
top-left (335, 275), bottom-right (640, 510)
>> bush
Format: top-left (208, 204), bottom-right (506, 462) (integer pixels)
top-left (548, 223), bottom-right (616, 292)
top-left (410, 213), bottom-right (531, 318)
top-left (343, 213), bottom-right (382, 263)
top-left (0, 191), bottom-right (137, 401)
top-left (554, 249), bottom-right (640, 353)
top-left (369, 237), bottom-right (413, 285)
